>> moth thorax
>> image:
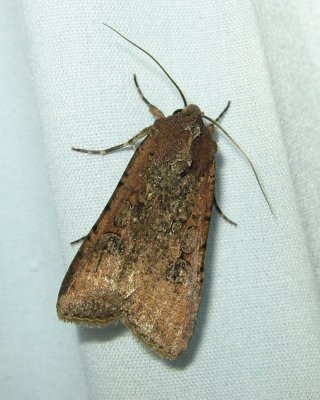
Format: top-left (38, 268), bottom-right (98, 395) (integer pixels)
top-left (181, 104), bottom-right (202, 116)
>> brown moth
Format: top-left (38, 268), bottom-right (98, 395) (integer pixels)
top-left (57, 25), bottom-right (270, 359)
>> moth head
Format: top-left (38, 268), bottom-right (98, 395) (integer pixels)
top-left (173, 104), bottom-right (203, 117)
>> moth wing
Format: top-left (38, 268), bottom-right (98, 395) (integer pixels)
top-left (124, 161), bottom-right (215, 358)
top-left (57, 126), bottom-right (157, 325)
top-left (57, 114), bottom-right (216, 358)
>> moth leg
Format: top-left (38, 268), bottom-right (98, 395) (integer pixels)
top-left (207, 102), bottom-right (231, 137)
top-left (216, 101), bottom-right (231, 122)
top-left (214, 198), bottom-right (237, 226)
top-left (70, 235), bottom-right (87, 245)
top-left (72, 126), bottom-right (152, 155)
top-left (133, 74), bottom-right (165, 119)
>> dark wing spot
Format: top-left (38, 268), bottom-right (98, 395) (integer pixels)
top-left (98, 233), bottom-right (124, 255)
top-left (113, 200), bottom-right (132, 227)
top-left (166, 258), bottom-right (191, 284)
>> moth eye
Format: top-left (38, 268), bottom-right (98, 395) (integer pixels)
top-left (172, 109), bottom-right (182, 115)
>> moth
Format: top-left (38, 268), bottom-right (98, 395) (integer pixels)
top-left (57, 25), bottom-right (271, 359)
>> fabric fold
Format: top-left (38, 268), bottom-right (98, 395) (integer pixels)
top-left (22, 1), bottom-right (320, 399)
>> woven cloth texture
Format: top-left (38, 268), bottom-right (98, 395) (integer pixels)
top-left (4, 1), bottom-right (319, 399)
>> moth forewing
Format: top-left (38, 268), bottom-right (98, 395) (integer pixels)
top-left (57, 108), bottom-right (217, 358)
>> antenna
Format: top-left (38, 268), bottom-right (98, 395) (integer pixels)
top-left (103, 23), bottom-right (187, 107)
top-left (204, 114), bottom-right (274, 216)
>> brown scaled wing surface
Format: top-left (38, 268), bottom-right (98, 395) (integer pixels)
top-left (57, 110), bottom-right (217, 359)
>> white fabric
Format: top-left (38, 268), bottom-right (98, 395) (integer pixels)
top-left (0, 1), bottom-right (88, 400)
top-left (7, 0), bottom-right (319, 398)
